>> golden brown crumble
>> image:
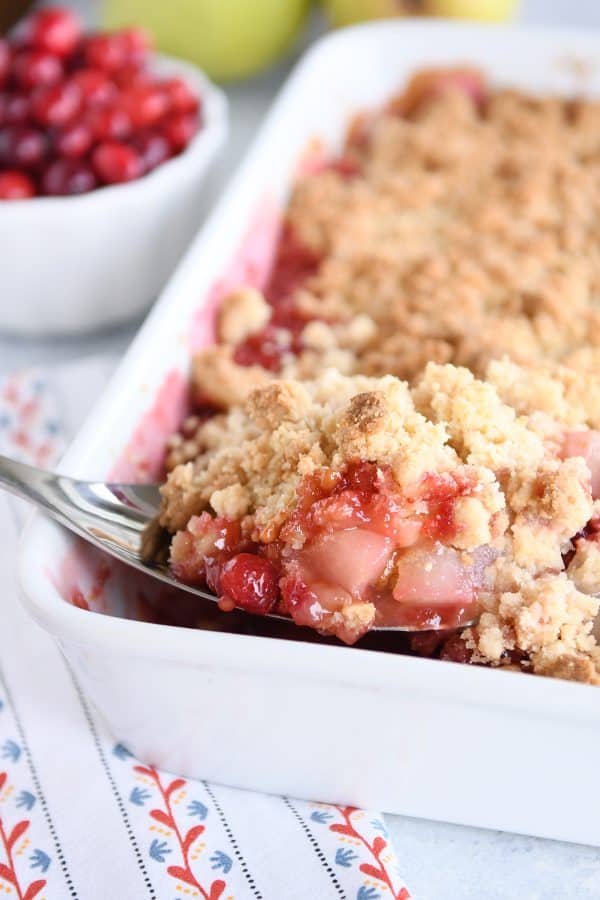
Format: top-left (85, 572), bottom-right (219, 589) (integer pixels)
top-left (191, 79), bottom-right (600, 411)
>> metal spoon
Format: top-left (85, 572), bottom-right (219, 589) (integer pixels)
top-left (2, 453), bottom-right (475, 631)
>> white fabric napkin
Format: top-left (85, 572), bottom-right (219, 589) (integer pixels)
top-left (0, 358), bottom-right (411, 900)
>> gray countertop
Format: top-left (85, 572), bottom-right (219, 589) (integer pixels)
top-left (3, 2), bottom-right (600, 897)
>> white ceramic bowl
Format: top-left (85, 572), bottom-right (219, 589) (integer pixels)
top-left (18, 22), bottom-right (600, 846)
top-left (0, 56), bottom-right (227, 336)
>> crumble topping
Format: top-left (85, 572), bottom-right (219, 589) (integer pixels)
top-left (217, 287), bottom-right (271, 346)
top-left (191, 344), bottom-right (271, 410)
top-left (190, 76), bottom-right (600, 413)
top-left (162, 370), bottom-right (457, 537)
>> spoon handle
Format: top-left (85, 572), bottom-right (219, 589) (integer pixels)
top-left (0, 454), bottom-right (156, 547)
top-left (0, 453), bottom-right (57, 512)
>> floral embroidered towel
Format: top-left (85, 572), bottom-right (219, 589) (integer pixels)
top-left (0, 358), bottom-right (411, 900)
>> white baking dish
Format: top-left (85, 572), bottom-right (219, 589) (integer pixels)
top-left (0, 56), bottom-right (227, 336)
top-left (19, 21), bottom-right (600, 846)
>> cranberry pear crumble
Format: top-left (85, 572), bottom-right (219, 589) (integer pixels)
top-left (155, 67), bottom-right (600, 684)
top-left (159, 363), bottom-right (600, 684)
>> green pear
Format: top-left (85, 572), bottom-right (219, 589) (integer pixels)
top-left (104, 0), bottom-right (310, 82)
top-left (424, 0), bottom-right (518, 21)
top-left (322, 0), bottom-right (410, 28)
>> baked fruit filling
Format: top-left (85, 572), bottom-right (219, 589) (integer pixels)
top-left (158, 364), bottom-right (600, 683)
top-left (170, 460), bottom-right (490, 644)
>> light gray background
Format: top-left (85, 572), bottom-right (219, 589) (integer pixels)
top-left (3, 2), bottom-right (600, 897)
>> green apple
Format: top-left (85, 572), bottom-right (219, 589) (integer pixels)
top-left (322, 0), bottom-right (410, 28)
top-left (104, 0), bottom-right (310, 82)
top-left (424, 0), bottom-right (518, 21)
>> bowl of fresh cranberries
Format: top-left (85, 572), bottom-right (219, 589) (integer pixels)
top-left (0, 6), bottom-right (227, 334)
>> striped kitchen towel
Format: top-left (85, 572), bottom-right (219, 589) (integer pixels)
top-left (0, 358), bottom-right (411, 900)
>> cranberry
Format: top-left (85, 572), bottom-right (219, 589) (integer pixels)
top-left (0, 169), bottom-right (36, 199)
top-left (219, 553), bottom-right (279, 615)
top-left (234, 325), bottom-right (286, 372)
top-left (162, 77), bottom-right (199, 114)
top-left (0, 40), bottom-right (10, 90)
top-left (0, 125), bottom-right (47, 169)
top-left (134, 130), bottom-right (171, 172)
top-left (41, 158), bottom-right (97, 195)
top-left (112, 65), bottom-right (153, 90)
top-left (31, 81), bottom-right (81, 127)
top-left (119, 28), bottom-right (153, 65)
top-left (11, 7), bottom-right (82, 58)
top-left (54, 121), bottom-right (93, 158)
top-left (92, 141), bottom-right (142, 184)
top-left (82, 34), bottom-right (127, 72)
top-left (0, 92), bottom-right (30, 125)
top-left (409, 631), bottom-right (445, 657)
top-left (420, 472), bottom-right (467, 542)
top-left (86, 105), bottom-right (132, 141)
top-left (440, 633), bottom-right (474, 664)
top-left (162, 112), bottom-right (199, 152)
top-left (12, 50), bottom-right (63, 90)
top-left (70, 68), bottom-right (117, 106)
top-left (122, 85), bottom-right (169, 129)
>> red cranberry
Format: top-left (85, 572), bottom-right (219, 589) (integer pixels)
top-left (0, 40), bottom-right (11, 90)
top-left (134, 130), bottom-right (171, 172)
top-left (0, 125), bottom-right (47, 169)
top-left (440, 633), bottom-right (473, 664)
top-left (409, 631), bottom-right (445, 657)
top-left (234, 325), bottom-right (285, 372)
top-left (11, 7), bottom-right (82, 58)
top-left (219, 553), bottom-right (279, 615)
top-left (86, 105), bottom-right (132, 141)
top-left (119, 28), bottom-right (153, 65)
top-left (162, 112), bottom-right (199, 153)
top-left (82, 34), bottom-right (127, 72)
top-left (112, 65), bottom-right (153, 90)
top-left (122, 85), bottom-right (169, 129)
top-left (31, 81), bottom-right (81, 127)
top-left (1, 92), bottom-right (30, 125)
top-left (54, 121), bottom-right (93, 159)
top-left (41, 158), bottom-right (97, 195)
top-left (92, 141), bottom-right (142, 184)
top-left (0, 170), bottom-right (36, 199)
top-left (70, 68), bottom-right (117, 106)
top-left (12, 50), bottom-right (64, 90)
top-left (162, 77), bottom-right (199, 114)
